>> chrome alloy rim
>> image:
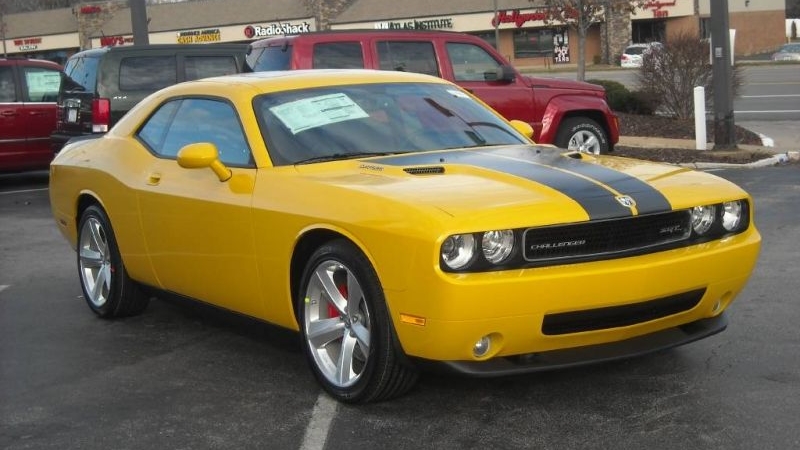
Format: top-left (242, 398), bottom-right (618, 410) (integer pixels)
top-left (303, 260), bottom-right (371, 388)
top-left (78, 217), bottom-right (112, 308)
top-left (568, 130), bottom-right (601, 155)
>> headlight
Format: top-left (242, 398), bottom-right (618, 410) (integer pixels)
top-left (481, 230), bottom-right (515, 264)
top-left (722, 200), bottom-right (743, 231)
top-left (441, 234), bottom-right (476, 270)
top-left (691, 205), bottom-right (716, 235)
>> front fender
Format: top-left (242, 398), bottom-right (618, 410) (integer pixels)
top-left (539, 95), bottom-right (619, 145)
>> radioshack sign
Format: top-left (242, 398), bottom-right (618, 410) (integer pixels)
top-left (243, 21), bottom-right (313, 39)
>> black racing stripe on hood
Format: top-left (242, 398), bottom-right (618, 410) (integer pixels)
top-left (372, 149), bottom-right (634, 219)
top-left (542, 154), bottom-right (672, 214)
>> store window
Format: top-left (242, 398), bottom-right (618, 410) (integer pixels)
top-left (699, 18), bottom-right (711, 40)
top-left (470, 31), bottom-right (497, 51)
top-left (513, 29), bottom-right (554, 59)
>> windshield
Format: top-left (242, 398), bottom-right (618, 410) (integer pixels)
top-left (255, 82), bottom-right (528, 166)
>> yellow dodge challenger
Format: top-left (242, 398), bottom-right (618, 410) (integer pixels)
top-left (49, 70), bottom-right (761, 403)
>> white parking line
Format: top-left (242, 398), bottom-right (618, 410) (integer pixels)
top-left (300, 393), bottom-right (338, 450)
top-left (0, 285), bottom-right (8, 293)
top-left (0, 188), bottom-right (48, 196)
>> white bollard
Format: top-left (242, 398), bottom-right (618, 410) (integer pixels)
top-left (694, 86), bottom-right (707, 150)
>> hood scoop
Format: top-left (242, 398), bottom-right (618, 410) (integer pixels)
top-left (403, 166), bottom-right (445, 175)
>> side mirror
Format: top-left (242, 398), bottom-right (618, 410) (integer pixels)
top-left (484, 65), bottom-right (516, 83)
top-left (509, 120), bottom-right (534, 140)
top-left (177, 142), bottom-right (232, 182)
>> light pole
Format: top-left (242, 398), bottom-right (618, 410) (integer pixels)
top-left (709, 0), bottom-right (736, 149)
top-left (493, 0), bottom-right (500, 50)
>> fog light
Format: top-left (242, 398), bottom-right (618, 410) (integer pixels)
top-left (473, 335), bottom-right (491, 358)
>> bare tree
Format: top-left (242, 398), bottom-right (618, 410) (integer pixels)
top-left (533, 0), bottom-right (644, 81)
top-left (636, 29), bottom-right (743, 120)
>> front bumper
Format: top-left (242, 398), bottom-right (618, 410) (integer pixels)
top-left (417, 313), bottom-right (727, 376)
top-left (385, 228), bottom-right (759, 364)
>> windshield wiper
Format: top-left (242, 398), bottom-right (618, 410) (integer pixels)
top-left (294, 151), bottom-right (408, 165)
top-left (423, 98), bottom-right (487, 146)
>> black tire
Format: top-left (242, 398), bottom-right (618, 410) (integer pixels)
top-left (76, 205), bottom-right (149, 318)
top-left (554, 117), bottom-right (610, 155)
top-left (297, 239), bottom-right (418, 403)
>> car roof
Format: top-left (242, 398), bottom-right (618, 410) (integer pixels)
top-left (0, 57), bottom-right (62, 68)
top-left (110, 69), bottom-right (456, 137)
top-left (249, 29), bottom-right (480, 47)
top-left (204, 68), bottom-right (451, 90)
top-left (68, 43), bottom-right (249, 59)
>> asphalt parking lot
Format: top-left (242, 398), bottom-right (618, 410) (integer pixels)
top-left (2, 165), bottom-right (799, 450)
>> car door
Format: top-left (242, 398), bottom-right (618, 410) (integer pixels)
top-left (19, 64), bottom-right (61, 167)
top-left (0, 64), bottom-right (26, 171)
top-left (135, 96), bottom-right (263, 317)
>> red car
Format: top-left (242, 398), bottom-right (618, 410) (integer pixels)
top-left (0, 58), bottom-right (62, 173)
top-left (247, 30), bottom-right (619, 154)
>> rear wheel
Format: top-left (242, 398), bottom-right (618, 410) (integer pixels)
top-left (555, 117), bottom-right (610, 155)
top-left (77, 205), bottom-right (149, 318)
top-left (298, 239), bottom-right (418, 403)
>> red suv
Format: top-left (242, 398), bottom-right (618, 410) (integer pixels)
top-left (247, 30), bottom-right (619, 154)
top-left (0, 58), bottom-right (62, 172)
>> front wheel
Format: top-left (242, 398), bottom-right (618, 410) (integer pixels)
top-left (77, 205), bottom-right (149, 318)
top-left (555, 117), bottom-right (610, 155)
top-left (297, 239), bottom-right (418, 403)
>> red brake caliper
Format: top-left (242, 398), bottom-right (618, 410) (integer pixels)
top-left (328, 276), bottom-right (347, 318)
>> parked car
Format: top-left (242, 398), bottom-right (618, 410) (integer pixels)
top-left (247, 30), bottom-right (619, 155)
top-left (49, 69), bottom-right (761, 403)
top-left (770, 43), bottom-right (800, 61)
top-left (620, 42), bottom-right (662, 68)
top-left (50, 43), bottom-right (250, 153)
top-left (0, 57), bottom-right (62, 173)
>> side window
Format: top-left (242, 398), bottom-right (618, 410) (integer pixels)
top-left (312, 43), bottom-right (364, 69)
top-left (62, 56), bottom-right (99, 92)
top-left (376, 41), bottom-right (439, 77)
top-left (138, 100), bottom-right (180, 151)
top-left (247, 45), bottom-right (292, 71)
top-left (21, 66), bottom-right (61, 102)
top-left (119, 56), bottom-right (176, 91)
top-left (0, 66), bottom-right (17, 102)
top-left (446, 42), bottom-right (502, 82)
top-left (184, 55), bottom-right (238, 81)
top-left (138, 98), bottom-right (252, 167)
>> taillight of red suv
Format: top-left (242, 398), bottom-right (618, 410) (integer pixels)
top-left (92, 98), bottom-right (111, 133)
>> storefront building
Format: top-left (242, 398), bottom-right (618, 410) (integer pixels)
top-left (0, 0), bottom-right (786, 67)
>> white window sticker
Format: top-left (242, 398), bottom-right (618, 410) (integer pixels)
top-left (270, 93), bottom-right (368, 134)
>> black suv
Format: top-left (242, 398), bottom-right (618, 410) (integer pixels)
top-left (51, 43), bottom-right (250, 152)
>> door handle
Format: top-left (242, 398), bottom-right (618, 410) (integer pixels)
top-left (1, 110), bottom-right (17, 116)
top-left (28, 111), bottom-right (45, 116)
top-left (147, 172), bottom-right (162, 185)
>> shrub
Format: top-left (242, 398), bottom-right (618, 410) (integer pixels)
top-left (588, 79), bottom-right (658, 115)
top-left (587, 79), bottom-right (630, 111)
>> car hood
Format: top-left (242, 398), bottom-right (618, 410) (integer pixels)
top-left (291, 145), bottom-right (745, 225)
top-left (522, 76), bottom-right (606, 93)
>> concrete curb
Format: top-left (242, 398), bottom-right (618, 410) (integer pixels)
top-left (679, 151), bottom-right (798, 169)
